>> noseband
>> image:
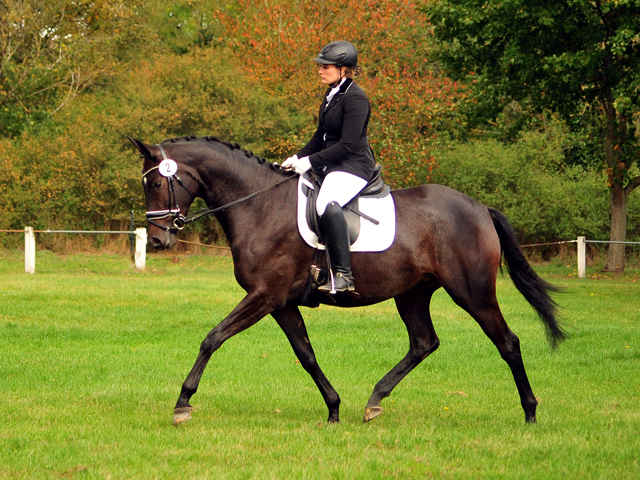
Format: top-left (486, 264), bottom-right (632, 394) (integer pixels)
top-left (142, 144), bottom-right (297, 233)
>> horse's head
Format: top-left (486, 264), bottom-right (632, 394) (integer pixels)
top-left (129, 137), bottom-right (201, 250)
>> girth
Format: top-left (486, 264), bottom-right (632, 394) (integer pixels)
top-left (301, 164), bottom-right (391, 245)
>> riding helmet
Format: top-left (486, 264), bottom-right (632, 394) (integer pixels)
top-left (314, 41), bottom-right (358, 68)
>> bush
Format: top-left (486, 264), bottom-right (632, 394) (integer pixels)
top-left (431, 134), bottom-right (623, 245)
top-left (0, 48), bottom-right (306, 249)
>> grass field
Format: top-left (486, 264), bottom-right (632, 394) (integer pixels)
top-left (1, 251), bottom-right (639, 479)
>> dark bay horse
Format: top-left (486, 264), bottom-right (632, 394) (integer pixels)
top-left (130, 135), bottom-right (565, 426)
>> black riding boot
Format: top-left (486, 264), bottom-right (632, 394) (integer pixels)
top-left (317, 201), bottom-right (356, 293)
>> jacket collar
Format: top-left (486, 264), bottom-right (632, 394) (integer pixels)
top-left (322, 78), bottom-right (354, 114)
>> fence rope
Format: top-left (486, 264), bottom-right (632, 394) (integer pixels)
top-left (177, 239), bottom-right (231, 251)
top-left (35, 230), bottom-right (134, 234)
top-left (520, 240), bottom-right (577, 248)
top-left (0, 229), bottom-right (133, 234)
top-left (4, 229), bottom-right (638, 248)
top-left (521, 239), bottom-right (640, 247)
top-left (585, 240), bottom-right (640, 245)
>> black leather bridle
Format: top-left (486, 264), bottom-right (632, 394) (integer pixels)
top-left (142, 144), bottom-right (196, 232)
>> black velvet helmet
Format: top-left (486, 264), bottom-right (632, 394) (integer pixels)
top-left (314, 41), bottom-right (358, 68)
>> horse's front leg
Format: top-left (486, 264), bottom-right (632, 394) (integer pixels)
top-left (271, 305), bottom-right (341, 423)
top-left (173, 291), bottom-right (275, 425)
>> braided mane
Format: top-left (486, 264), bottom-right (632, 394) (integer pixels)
top-left (160, 135), bottom-right (287, 173)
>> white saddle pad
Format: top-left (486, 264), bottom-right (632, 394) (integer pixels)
top-left (297, 175), bottom-right (396, 252)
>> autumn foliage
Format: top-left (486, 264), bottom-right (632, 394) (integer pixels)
top-left (214, 0), bottom-right (462, 187)
top-left (0, 47), bottom-right (305, 239)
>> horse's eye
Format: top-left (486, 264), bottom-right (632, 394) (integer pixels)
top-left (152, 181), bottom-right (162, 190)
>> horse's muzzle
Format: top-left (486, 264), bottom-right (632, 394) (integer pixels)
top-left (148, 230), bottom-right (177, 250)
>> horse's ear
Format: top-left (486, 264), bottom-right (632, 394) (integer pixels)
top-left (128, 137), bottom-right (152, 159)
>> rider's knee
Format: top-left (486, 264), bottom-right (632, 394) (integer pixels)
top-left (320, 200), bottom-right (342, 219)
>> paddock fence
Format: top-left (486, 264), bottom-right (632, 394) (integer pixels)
top-left (1, 227), bottom-right (147, 273)
top-left (521, 236), bottom-right (640, 278)
top-left (3, 229), bottom-right (638, 277)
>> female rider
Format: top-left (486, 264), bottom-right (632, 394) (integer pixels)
top-left (282, 41), bottom-right (376, 293)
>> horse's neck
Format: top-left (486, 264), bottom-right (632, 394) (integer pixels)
top-left (199, 158), bottom-right (279, 207)
top-left (196, 155), bottom-right (296, 247)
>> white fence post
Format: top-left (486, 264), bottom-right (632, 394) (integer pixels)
top-left (25, 227), bottom-right (36, 274)
top-left (135, 228), bottom-right (147, 271)
top-left (577, 236), bottom-right (586, 278)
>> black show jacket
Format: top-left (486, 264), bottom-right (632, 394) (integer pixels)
top-left (296, 78), bottom-right (376, 181)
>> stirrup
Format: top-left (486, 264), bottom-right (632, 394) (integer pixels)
top-left (318, 271), bottom-right (356, 294)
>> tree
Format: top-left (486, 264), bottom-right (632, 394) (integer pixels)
top-left (214, 0), bottom-right (462, 187)
top-left (424, 0), bottom-right (640, 271)
top-left (0, 0), bottom-right (145, 137)
top-left (0, 46), bottom-right (306, 245)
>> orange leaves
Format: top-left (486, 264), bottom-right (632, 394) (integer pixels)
top-left (215, 0), bottom-right (462, 187)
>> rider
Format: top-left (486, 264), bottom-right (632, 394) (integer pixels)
top-left (282, 41), bottom-right (376, 293)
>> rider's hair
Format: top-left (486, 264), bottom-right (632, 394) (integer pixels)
top-left (343, 65), bottom-right (362, 78)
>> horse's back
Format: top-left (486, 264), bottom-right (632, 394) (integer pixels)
top-left (392, 183), bottom-right (496, 237)
top-left (390, 183), bottom-right (501, 271)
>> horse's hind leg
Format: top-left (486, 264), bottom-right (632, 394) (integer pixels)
top-left (475, 305), bottom-right (538, 423)
top-left (271, 306), bottom-right (341, 423)
top-left (364, 283), bottom-right (440, 422)
top-left (443, 277), bottom-right (538, 423)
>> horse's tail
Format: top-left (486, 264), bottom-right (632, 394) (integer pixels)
top-left (488, 207), bottom-right (567, 348)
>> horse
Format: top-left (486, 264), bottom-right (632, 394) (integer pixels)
top-left (129, 135), bottom-right (565, 426)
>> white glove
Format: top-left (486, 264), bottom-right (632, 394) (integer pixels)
top-left (281, 155), bottom-right (298, 170)
top-left (293, 156), bottom-right (311, 175)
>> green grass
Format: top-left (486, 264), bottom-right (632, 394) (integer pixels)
top-left (1, 251), bottom-right (639, 479)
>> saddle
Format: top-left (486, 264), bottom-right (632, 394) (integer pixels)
top-left (301, 164), bottom-right (391, 245)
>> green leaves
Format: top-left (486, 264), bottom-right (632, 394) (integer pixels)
top-left (0, 0), bottom-right (147, 137)
top-left (425, 0), bottom-right (640, 123)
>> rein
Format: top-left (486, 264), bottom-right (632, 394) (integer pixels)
top-left (177, 175), bottom-right (296, 228)
top-left (143, 144), bottom-right (296, 232)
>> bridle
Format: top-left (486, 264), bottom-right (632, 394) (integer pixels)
top-left (142, 144), bottom-right (296, 233)
top-left (142, 144), bottom-right (197, 232)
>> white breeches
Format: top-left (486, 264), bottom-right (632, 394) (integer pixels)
top-left (316, 171), bottom-right (368, 216)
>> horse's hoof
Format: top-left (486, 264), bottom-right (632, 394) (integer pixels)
top-left (363, 406), bottom-right (384, 423)
top-left (173, 406), bottom-right (193, 426)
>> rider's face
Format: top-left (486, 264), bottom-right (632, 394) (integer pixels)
top-left (318, 64), bottom-right (343, 85)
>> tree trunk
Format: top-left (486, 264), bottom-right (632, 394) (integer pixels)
top-left (604, 182), bottom-right (627, 272)
top-left (601, 93), bottom-right (628, 272)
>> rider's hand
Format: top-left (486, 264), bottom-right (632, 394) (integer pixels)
top-left (293, 156), bottom-right (312, 175)
top-left (281, 155), bottom-right (298, 170)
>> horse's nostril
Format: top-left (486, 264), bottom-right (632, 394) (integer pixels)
top-left (149, 237), bottom-right (164, 249)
